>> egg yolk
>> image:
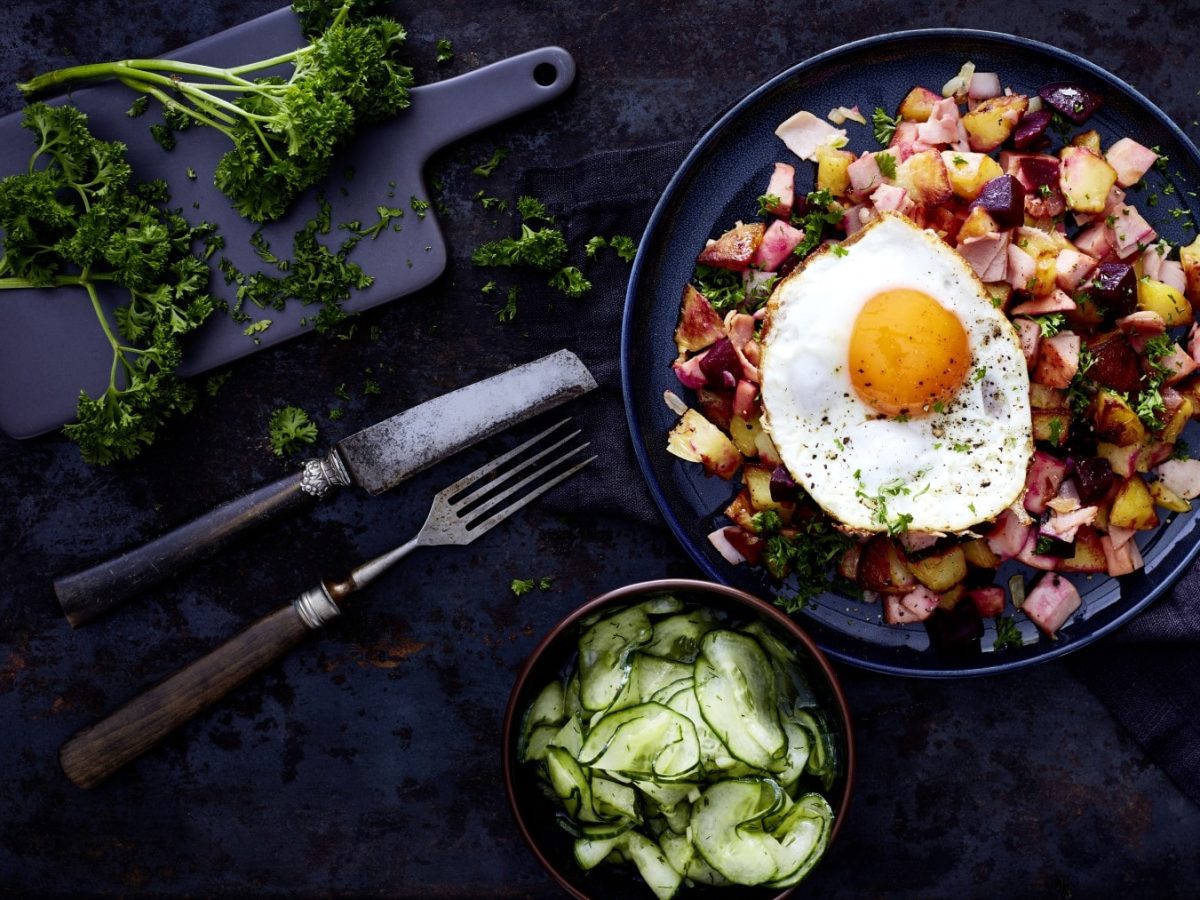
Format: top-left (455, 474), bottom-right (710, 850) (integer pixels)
top-left (848, 288), bottom-right (970, 417)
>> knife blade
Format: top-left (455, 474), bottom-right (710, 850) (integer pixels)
top-left (53, 350), bottom-right (597, 627)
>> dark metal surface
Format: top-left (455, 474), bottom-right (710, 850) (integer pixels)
top-left (2, 1), bottom-right (1199, 897)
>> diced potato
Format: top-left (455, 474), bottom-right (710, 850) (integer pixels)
top-left (723, 489), bottom-right (756, 531)
top-left (1136, 277), bottom-right (1191, 327)
top-left (674, 284), bottom-right (725, 354)
top-left (1181, 235), bottom-right (1200, 306)
top-left (1070, 130), bottom-right (1103, 154)
top-left (1029, 383), bottom-right (1068, 410)
top-left (696, 222), bottom-right (765, 271)
top-left (962, 94), bottom-right (1028, 151)
top-left (1030, 253), bottom-right (1057, 297)
top-left (937, 583), bottom-right (966, 611)
top-left (1032, 409), bottom-right (1070, 446)
top-left (962, 538), bottom-right (1001, 569)
top-left (1058, 146), bottom-right (1118, 214)
top-left (899, 86), bottom-right (942, 122)
top-left (1174, 377), bottom-right (1200, 419)
top-left (908, 545), bottom-right (968, 592)
top-left (958, 205), bottom-right (1000, 240)
top-left (1108, 474), bottom-right (1159, 530)
top-left (983, 282), bottom-right (1012, 310)
top-left (857, 535), bottom-right (916, 594)
top-left (1160, 397), bottom-right (1193, 445)
top-left (1015, 225), bottom-right (1068, 257)
top-left (1092, 390), bottom-right (1146, 447)
top-left (753, 428), bottom-right (782, 468)
top-left (667, 409), bottom-right (741, 479)
top-left (816, 146), bottom-right (855, 197)
top-left (742, 465), bottom-right (794, 522)
top-left (728, 414), bottom-right (763, 457)
top-left (1149, 479), bottom-right (1190, 513)
top-left (894, 149), bottom-right (952, 207)
top-left (941, 150), bottom-right (1004, 200)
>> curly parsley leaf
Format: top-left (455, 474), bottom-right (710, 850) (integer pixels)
top-left (268, 405), bottom-right (319, 456)
top-left (472, 147), bottom-right (509, 177)
top-left (872, 107), bottom-right (901, 146)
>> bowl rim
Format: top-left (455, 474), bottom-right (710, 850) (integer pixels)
top-left (501, 577), bottom-right (857, 900)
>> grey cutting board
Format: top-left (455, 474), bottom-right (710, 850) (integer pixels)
top-left (0, 7), bottom-right (575, 439)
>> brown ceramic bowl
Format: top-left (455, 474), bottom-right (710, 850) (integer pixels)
top-left (502, 578), bottom-right (855, 899)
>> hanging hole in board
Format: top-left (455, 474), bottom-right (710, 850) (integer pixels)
top-left (533, 63), bottom-right (558, 87)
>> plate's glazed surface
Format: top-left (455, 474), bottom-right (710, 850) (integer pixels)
top-left (622, 29), bottom-right (1200, 676)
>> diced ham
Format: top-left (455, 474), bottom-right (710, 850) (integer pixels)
top-left (726, 313), bottom-right (755, 350)
top-left (1041, 505), bottom-right (1098, 543)
top-left (1024, 451), bottom-right (1070, 515)
top-left (848, 152), bottom-right (884, 194)
top-left (884, 585), bottom-right (941, 624)
top-left (1107, 204), bottom-right (1157, 259)
top-left (1015, 317), bottom-right (1042, 370)
top-left (1055, 248), bottom-right (1097, 291)
top-left (1033, 331), bottom-right (1081, 389)
top-left (752, 219), bottom-right (805, 270)
top-left (775, 110), bottom-right (847, 162)
top-left (841, 203), bottom-right (877, 236)
top-left (870, 183), bottom-right (910, 214)
top-left (1117, 311), bottom-right (1166, 335)
top-left (1101, 533), bottom-right (1145, 576)
top-left (1073, 222), bottom-right (1113, 258)
top-left (1141, 244), bottom-right (1167, 281)
top-left (733, 379), bottom-right (758, 419)
top-left (1007, 243), bottom-right (1037, 290)
top-left (888, 120), bottom-right (935, 162)
top-left (1157, 342), bottom-right (1197, 385)
top-left (1011, 289), bottom-right (1077, 316)
top-left (1159, 259), bottom-right (1187, 295)
top-left (952, 119), bottom-right (971, 153)
top-left (1107, 524), bottom-right (1136, 550)
top-left (898, 531), bottom-right (940, 554)
top-left (764, 162), bottom-right (795, 217)
top-left (1105, 445), bottom-right (1141, 479)
top-left (916, 97), bottom-right (961, 145)
top-left (1190, 323), bottom-right (1200, 364)
top-left (1016, 529), bottom-right (1060, 571)
top-left (741, 338), bottom-right (761, 367)
top-left (1105, 137), bottom-right (1159, 188)
top-left (673, 353), bottom-right (708, 389)
top-left (1023, 573), bottom-right (1082, 635)
top-left (986, 507), bottom-right (1031, 560)
top-left (1142, 440), bottom-right (1174, 470)
top-left (1154, 459), bottom-right (1200, 500)
top-left (957, 232), bottom-right (1010, 282)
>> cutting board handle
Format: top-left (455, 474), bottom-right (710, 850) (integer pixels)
top-left (408, 46), bottom-right (576, 158)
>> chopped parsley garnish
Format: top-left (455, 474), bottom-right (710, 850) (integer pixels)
top-left (125, 96), bottom-right (150, 118)
top-left (584, 236), bottom-right (608, 258)
top-left (496, 285), bottom-right (519, 322)
top-left (751, 510), bottom-right (783, 535)
top-left (872, 107), bottom-right (901, 146)
top-left (757, 193), bottom-right (782, 216)
top-left (831, 244), bottom-right (849, 257)
top-left (268, 406), bottom-right (319, 457)
top-left (510, 576), bottom-right (553, 596)
top-left (993, 615), bottom-right (1023, 651)
top-left (791, 189), bottom-right (843, 259)
top-left (609, 235), bottom-right (637, 262)
top-left (1034, 313), bottom-right (1066, 338)
top-left (410, 195), bottom-right (430, 219)
top-left (692, 264), bottom-right (745, 313)
top-left (951, 154), bottom-right (967, 167)
top-left (876, 152), bottom-right (897, 179)
top-left (472, 147), bottom-right (509, 177)
top-left (548, 265), bottom-right (592, 298)
top-left (435, 37), bottom-right (454, 64)
top-left (764, 517), bottom-right (851, 607)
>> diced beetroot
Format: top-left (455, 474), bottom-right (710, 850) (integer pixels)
top-left (698, 338), bottom-right (740, 389)
top-left (1015, 317), bottom-right (1042, 370)
top-left (967, 586), bottom-right (1006, 619)
top-left (986, 507), bottom-right (1032, 560)
top-left (1090, 262), bottom-right (1137, 317)
top-left (752, 219), bottom-right (806, 270)
top-left (1024, 451), bottom-right (1069, 515)
top-left (764, 162), bottom-right (795, 218)
top-left (1022, 572), bottom-right (1082, 636)
top-left (722, 526), bottom-right (765, 566)
top-left (1071, 456), bottom-right (1115, 504)
top-left (1018, 155), bottom-right (1061, 190)
top-left (1038, 82), bottom-right (1103, 124)
top-left (695, 388), bottom-right (734, 432)
top-left (1101, 533), bottom-right (1144, 576)
top-left (1086, 331), bottom-right (1142, 393)
top-left (926, 603), bottom-right (984, 656)
top-left (973, 174), bottom-right (1026, 229)
top-left (1105, 138), bottom-right (1158, 188)
top-left (1033, 332), bottom-right (1080, 389)
top-left (1016, 528), bottom-right (1061, 571)
top-left (1011, 109), bottom-right (1053, 149)
top-left (769, 465), bottom-right (800, 502)
top-left (673, 354), bottom-right (708, 389)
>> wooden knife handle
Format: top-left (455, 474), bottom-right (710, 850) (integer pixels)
top-left (54, 470), bottom-right (317, 627)
top-left (59, 603), bottom-right (312, 789)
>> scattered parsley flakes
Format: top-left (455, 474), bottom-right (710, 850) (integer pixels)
top-left (757, 193), bottom-right (782, 216)
top-left (243, 319), bottom-right (272, 338)
top-left (549, 265), bottom-right (592, 298)
top-left (268, 406), bottom-right (319, 456)
top-left (472, 147), bottom-right (509, 177)
top-left (609, 235), bottom-right (637, 262)
top-left (831, 244), bottom-right (849, 257)
top-left (510, 578), bottom-right (535, 596)
top-left (435, 37), bottom-right (454, 64)
top-left (993, 615), bottom-right (1023, 651)
top-left (871, 107), bottom-right (901, 146)
top-left (355, 204), bottom-right (405, 240)
top-left (585, 236), bottom-right (608, 259)
top-left (497, 285), bottom-right (519, 322)
top-left (125, 96), bottom-right (150, 118)
top-left (410, 195), bottom-right (430, 219)
top-left (875, 152), bottom-right (897, 179)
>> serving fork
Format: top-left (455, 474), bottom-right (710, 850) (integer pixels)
top-left (59, 419), bottom-right (594, 789)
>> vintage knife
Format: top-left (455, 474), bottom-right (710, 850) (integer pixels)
top-left (54, 349), bottom-right (597, 627)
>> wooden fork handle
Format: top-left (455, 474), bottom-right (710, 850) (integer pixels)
top-left (60, 603), bottom-right (312, 789)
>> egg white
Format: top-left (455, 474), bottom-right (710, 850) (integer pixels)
top-left (760, 213), bottom-right (1033, 533)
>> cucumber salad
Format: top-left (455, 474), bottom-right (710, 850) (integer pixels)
top-left (518, 593), bottom-right (843, 897)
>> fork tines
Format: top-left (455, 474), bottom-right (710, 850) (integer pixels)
top-left (441, 418), bottom-right (594, 535)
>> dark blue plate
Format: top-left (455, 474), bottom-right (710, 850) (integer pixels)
top-left (621, 29), bottom-right (1200, 677)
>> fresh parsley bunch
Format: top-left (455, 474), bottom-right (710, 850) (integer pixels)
top-left (0, 105), bottom-right (216, 464)
top-left (18, 1), bottom-right (414, 223)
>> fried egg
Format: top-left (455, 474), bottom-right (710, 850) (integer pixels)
top-left (760, 212), bottom-right (1032, 534)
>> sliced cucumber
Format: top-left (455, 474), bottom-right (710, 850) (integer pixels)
top-left (658, 828), bottom-right (695, 877)
top-left (793, 708), bottom-right (838, 791)
top-left (546, 747), bottom-right (594, 823)
top-left (574, 835), bottom-right (622, 871)
top-left (643, 608), bottom-right (719, 662)
top-left (694, 630), bottom-right (785, 769)
top-left (690, 778), bottom-right (786, 885)
top-left (578, 605), bottom-right (654, 712)
top-left (633, 654), bottom-right (693, 702)
top-left (775, 718), bottom-right (813, 792)
top-left (635, 593), bottom-right (686, 616)
top-left (661, 682), bottom-right (732, 775)
top-left (622, 830), bottom-right (683, 900)
top-left (764, 792), bottom-right (834, 889)
top-left (592, 775), bottom-right (641, 823)
top-left (630, 778), bottom-right (695, 811)
top-left (549, 715), bottom-right (584, 758)
top-left (578, 702), bottom-right (700, 780)
top-left (521, 724), bottom-right (560, 763)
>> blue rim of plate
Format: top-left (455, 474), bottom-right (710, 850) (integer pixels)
top-left (620, 28), bottom-right (1200, 677)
